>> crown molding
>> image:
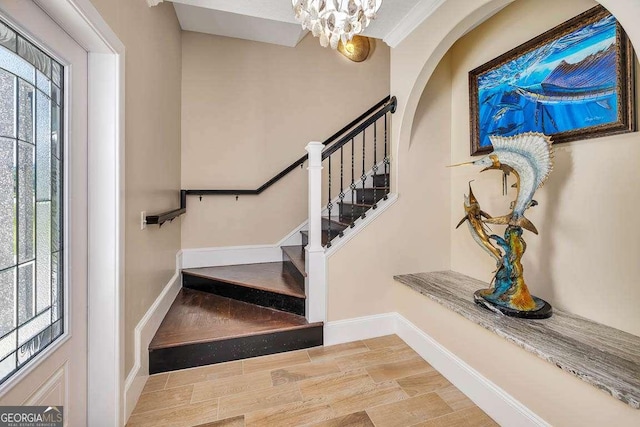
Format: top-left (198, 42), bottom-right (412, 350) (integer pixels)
top-left (383, 0), bottom-right (445, 47)
top-left (147, 0), bottom-right (164, 7)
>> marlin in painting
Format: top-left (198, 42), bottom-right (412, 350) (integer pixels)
top-left (473, 133), bottom-right (554, 235)
top-left (515, 44), bottom-right (617, 107)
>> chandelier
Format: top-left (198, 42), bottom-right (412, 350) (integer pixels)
top-left (292, 0), bottom-right (382, 49)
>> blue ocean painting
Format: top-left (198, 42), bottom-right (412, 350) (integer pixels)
top-left (477, 14), bottom-right (619, 149)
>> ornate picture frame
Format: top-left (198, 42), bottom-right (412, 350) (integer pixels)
top-left (469, 5), bottom-right (636, 156)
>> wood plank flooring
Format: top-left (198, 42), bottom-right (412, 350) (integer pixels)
top-left (129, 335), bottom-right (497, 427)
top-left (149, 289), bottom-right (314, 350)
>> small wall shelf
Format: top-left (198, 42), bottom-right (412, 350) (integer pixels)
top-left (393, 271), bottom-right (640, 409)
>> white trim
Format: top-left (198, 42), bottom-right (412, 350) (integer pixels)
top-left (324, 312), bottom-right (550, 427)
top-left (323, 313), bottom-right (398, 346)
top-left (181, 218), bottom-right (307, 268)
top-left (325, 193), bottom-right (398, 258)
top-left (34, 1), bottom-right (126, 425)
top-left (395, 315), bottom-right (551, 427)
top-left (384, 0), bottom-right (446, 48)
top-left (23, 362), bottom-right (67, 406)
top-left (123, 265), bottom-right (181, 423)
top-left (181, 245), bottom-right (283, 269)
top-left (147, 0), bottom-right (165, 6)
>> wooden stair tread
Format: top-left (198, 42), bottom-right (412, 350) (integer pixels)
top-left (322, 216), bottom-right (349, 230)
top-left (149, 289), bottom-right (319, 350)
top-left (183, 262), bottom-right (305, 299)
top-left (281, 245), bottom-right (306, 278)
top-left (339, 202), bottom-right (374, 208)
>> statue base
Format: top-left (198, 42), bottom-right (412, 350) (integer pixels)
top-left (473, 290), bottom-right (553, 319)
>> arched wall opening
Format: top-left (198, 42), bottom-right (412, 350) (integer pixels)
top-left (393, 0), bottom-right (640, 169)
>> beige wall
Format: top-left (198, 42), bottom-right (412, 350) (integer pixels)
top-left (181, 32), bottom-right (390, 248)
top-left (449, 0), bottom-right (640, 337)
top-left (328, 0), bottom-right (640, 424)
top-left (327, 52), bottom-right (452, 321)
top-left (88, 0), bottom-right (182, 374)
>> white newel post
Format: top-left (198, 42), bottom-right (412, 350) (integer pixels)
top-left (305, 142), bottom-right (327, 323)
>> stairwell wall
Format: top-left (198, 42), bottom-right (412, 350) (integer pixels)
top-left (180, 32), bottom-right (390, 249)
top-left (87, 0), bottom-right (182, 375)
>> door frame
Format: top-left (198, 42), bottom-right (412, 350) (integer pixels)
top-left (32, 1), bottom-right (125, 425)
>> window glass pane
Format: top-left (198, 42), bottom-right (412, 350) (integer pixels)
top-left (0, 18), bottom-right (62, 386)
top-left (17, 38), bottom-right (50, 78)
top-left (51, 62), bottom-right (61, 88)
top-left (0, 331), bottom-right (16, 361)
top-left (51, 84), bottom-right (60, 107)
top-left (17, 262), bottom-right (34, 325)
top-left (0, 353), bottom-right (16, 384)
top-left (52, 105), bottom-right (60, 158)
top-left (0, 137), bottom-right (15, 271)
top-left (17, 308), bottom-right (50, 346)
top-left (18, 80), bottom-right (34, 143)
top-left (0, 22), bottom-right (16, 52)
top-left (0, 69), bottom-right (16, 138)
top-left (36, 202), bottom-right (50, 312)
top-left (51, 319), bottom-right (62, 340)
top-left (18, 325), bottom-right (51, 367)
top-left (0, 268), bottom-right (16, 337)
top-left (18, 141), bottom-right (34, 263)
top-left (36, 91), bottom-right (50, 201)
top-left (0, 46), bottom-right (34, 85)
top-left (51, 252), bottom-right (61, 321)
top-left (52, 160), bottom-right (60, 251)
top-left (36, 70), bottom-right (50, 97)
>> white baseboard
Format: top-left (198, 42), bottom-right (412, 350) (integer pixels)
top-left (181, 245), bottom-right (283, 269)
top-left (181, 219), bottom-right (308, 269)
top-left (324, 312), bottom-right (549, 427)
top-left (323, 313), bottom-right (398, 346)
top-left (122, 267), bottom-right (181, 423)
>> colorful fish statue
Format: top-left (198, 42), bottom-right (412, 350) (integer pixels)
top-left (454, 132), bottom-right (554, 319)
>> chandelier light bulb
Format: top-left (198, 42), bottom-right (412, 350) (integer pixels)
top-left (292, 0), bottom-right (382, 49)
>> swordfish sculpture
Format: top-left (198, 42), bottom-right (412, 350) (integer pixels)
top-left (455, 132), bottom-right (553, 318)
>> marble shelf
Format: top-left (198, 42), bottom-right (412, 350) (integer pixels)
top-left (393, 271), bottom-right (640, 409)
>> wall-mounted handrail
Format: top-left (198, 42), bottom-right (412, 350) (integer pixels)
top-left (145, 96), bottom-right (396, 226)
top-left (186, 96), bottom-right (394, 197)
top-left (145, 190), bottom-right (187, 226)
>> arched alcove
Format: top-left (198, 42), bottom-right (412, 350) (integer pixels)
top-left (394, 0), bottom-right (640, 169)
top-left (327, 2), bottom-right (639, 424)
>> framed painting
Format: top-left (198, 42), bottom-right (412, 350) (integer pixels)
top-left (469, 5), bottom-right (636, 155)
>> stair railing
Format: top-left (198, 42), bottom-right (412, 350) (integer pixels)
top-left (305, 96), bottom-right (396, 323)
top-left (306, 96), bottom-right (397, 248)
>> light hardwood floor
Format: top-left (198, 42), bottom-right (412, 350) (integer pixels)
top-left (127, 335), bottom-right (498, 427)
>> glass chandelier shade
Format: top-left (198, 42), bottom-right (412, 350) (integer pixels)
top-left (292, 0), bottom-right (382, 49)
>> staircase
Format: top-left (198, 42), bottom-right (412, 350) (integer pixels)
top-left (147, 96), bottom-right (396, 374)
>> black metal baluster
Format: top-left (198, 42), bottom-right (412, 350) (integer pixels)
top-left (373, 119), bottom-right (378, 209)
top-left (327, 155), bottom-right (332, 247)
top-left (339, 146), bottom-right (345, 237)
top-left (350, 137), bottom-right (355, 228)
top-left (384, 112), bottom-right (389, 200)
top-left (361, 128), bottom-right (366, 219)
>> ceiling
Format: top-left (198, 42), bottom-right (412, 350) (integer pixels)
top-left (158, 0), bottom-right (443, 48)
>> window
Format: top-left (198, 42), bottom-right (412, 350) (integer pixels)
top-left (0, 19), bottom-right (64, 385)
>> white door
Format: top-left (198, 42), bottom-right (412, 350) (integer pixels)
top-left (0, 1), bottom-right (88, 426)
